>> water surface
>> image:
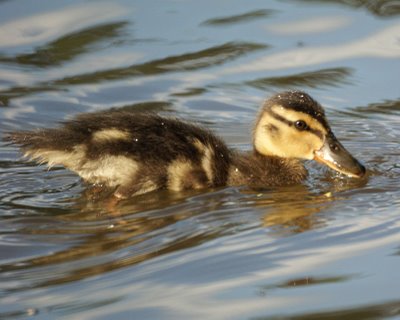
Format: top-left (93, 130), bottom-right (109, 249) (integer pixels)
top-left (0, 0), bottom-right (400, 319)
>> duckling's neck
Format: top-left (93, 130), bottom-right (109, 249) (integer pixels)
top-left (227, 150), bottom-right (308, 188)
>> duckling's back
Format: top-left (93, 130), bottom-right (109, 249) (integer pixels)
top-left (7, 111), bottom-right (232, 198)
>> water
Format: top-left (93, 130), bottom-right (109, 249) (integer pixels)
top-left (0, 0), bottom-right (400, 319)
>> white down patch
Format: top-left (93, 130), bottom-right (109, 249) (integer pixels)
top-left (193, 139), bottom-right (214, 182)
top-left (167, 159), bottom-right (194, 191)
top-left (92, 128), bottom-right (131, 143)
top-left (24, 144), bottom-right (87, 169)
top-left (24, 144), bottom-right (138, 187)
top-left (77, 155), bottom-right (139, 187)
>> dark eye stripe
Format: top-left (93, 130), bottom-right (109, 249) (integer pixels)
top-left (269, 110), bottom-right (324, 139)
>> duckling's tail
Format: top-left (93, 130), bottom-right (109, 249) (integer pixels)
top-left (4, 129), bottom-right (85, 168)
top-left (5, 128), bottom-right (68, 152)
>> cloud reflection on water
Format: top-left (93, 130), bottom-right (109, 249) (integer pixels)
top-left (223, 23), bottom-right (400, 74)
top-left (266, 15), bottom-right (351, 35)
top-left (0, 3), bottom-right (128, 48)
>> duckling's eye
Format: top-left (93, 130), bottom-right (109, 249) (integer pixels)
top-left (294, 120), bottom-right (308, 131)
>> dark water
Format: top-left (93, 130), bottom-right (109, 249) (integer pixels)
top-left (1, 0), bottom-right (400, 319)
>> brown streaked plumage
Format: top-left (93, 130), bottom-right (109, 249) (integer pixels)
top-left (5, 91), bottom-right (366, 199)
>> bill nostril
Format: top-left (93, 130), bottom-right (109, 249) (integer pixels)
top-left (329, 143), bottom-right (339, 152)
top-left (358, 163), bottom-right (367, 177)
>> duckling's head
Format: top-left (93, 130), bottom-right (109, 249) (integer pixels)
top-left (254, 91), bottom-right (365, 178)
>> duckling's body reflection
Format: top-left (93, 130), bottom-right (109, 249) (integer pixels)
top-left (78, 170), bottom-right (367, 234)
top-left (259, 169), bottom-right (368, 233)
top-left (3, 174), bottom-right (366, 293)
top-left (252, 185), bottom-right (333, 233)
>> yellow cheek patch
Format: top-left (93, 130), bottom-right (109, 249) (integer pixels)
top-left (254, 107), bottom-right (326, 159)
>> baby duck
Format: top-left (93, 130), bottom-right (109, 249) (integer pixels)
top-left (6, 91), bottom-right (365, 199)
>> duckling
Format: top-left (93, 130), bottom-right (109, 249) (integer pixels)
top-left (6, 91), bottom-right (365, 199)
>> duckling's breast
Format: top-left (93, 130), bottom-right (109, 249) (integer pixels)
top-left (227, 152), bottom-right (308, 188)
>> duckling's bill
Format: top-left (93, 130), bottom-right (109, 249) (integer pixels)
top-left (313, 133), bottom-right (365, 178)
